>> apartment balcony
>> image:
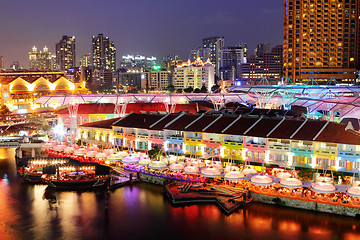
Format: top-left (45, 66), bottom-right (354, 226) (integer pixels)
top-left (137, 134), bottom-right (149, 141)
top-left (244, 142), bottom-right (266, 151)
top-left (222, 141), bottom-right (244, 149)
top-left (124, 133), bottom-right (136, 140)
top-left (338, 150), bottom-right (360, 160)
top-left (268, 144), bottom-right (291, 152)
top-left (185, 138), bottom-right (202, 146)
top-left (113, 132), bottom-right (124, 138)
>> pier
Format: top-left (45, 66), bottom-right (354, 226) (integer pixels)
top-left (164, 182), bottom-right (251, 215)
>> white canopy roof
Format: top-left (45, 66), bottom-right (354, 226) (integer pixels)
top-left (250, 174), bottom-right (273, 186)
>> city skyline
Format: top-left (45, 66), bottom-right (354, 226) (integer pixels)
top-left (0, 0), bottom-right (283, 68)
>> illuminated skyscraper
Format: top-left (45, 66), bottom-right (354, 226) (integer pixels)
top-left (56, 35), bottom-right (76, 71)
top-left (79, 54), bottom-right (91, 67)
top-left (92, 34), bottom-right (116, 72)
top-left (283, 0), bottom-right (360, 83)
top-left (202, 36), bottom-right (224, 77)
top-left (29, 46), bottom-right (56, 70)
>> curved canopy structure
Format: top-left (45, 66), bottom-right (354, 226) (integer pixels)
top-left (121, 155), bottom-right (140, 164)
top-left (184, 164), bottom-right (200, 174)
top-left (276, 171), bottom-right (292, 180)
top-left (34, 93), bottom-right (255, 108)
top-left (242, 165), bottom-right (258, 176)
top-left (86, 150), bottom-right (98, 158)
top-left (138, 158), bottom-right (151, 166)
top-left (311, 180), bottom-right (336, 194)
top-left (346, 182), bottom-right (360, 198)
top-left (200, 165), bottom-right (222, 177)
top-left (107, 152), bottom-right (128, 161)
top-left (224, 169), bottom-right (245, 181)
top-left (148, 160), bottom-right (167, 169)
top-left (250, 174), bottom-right (273, 186)
top-left (73, 148), bottom-right (87, 155)
top-left (279, 177), bottom-right (303, 189)
top-left (169, 163), bottom-right (185, 172)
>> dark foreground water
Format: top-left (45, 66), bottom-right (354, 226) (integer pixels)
top-left (1, 149), bottom-right (360, 240)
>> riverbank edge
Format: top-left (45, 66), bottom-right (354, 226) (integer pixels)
top-left (251, 192), bottom-right (360, 217)
top-left (139, 173), bottom-right (360, 217)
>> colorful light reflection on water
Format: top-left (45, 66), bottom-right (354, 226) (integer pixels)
top-left (1, 148), bottom-right (360, 239)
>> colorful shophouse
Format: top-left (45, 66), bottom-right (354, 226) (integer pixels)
top-left (78, 112), bottom-right (360, 173)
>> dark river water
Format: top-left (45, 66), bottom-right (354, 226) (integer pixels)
top-left (1, 148), bottom-right (360, 240)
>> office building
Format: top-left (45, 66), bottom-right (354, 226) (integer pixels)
top-left (144, 69), bottom-right (171, 91)
top-left (120, 54), bottom-right (157, 71)
top-left (239, 45), bottom-right (283, 84)
top-left (202, 36), bottom-right (224, 77)
top-left (283, 0), bottom-right (360, 83)
top-left (190, 48), bottom-right (211, 62)
top-left (56, 35), bottom-right (76, 71)
top-left (255, 43), bottom-right (270, 57)
top-left (162, 55), bottom-right (181, 71)
top-left (220, 44), bottom-right (247, 81)
top-left (117, 70), bottom-right (144, 92)
top-left (92, 68), bottom-right (113, 92)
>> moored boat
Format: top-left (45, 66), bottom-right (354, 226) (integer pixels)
top-left (18, 158), bottom-right (70, 183)
top-left (41, 163), bottom-right (110, 189)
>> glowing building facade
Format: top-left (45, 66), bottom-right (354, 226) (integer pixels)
top-left (104, 112), bottom-right (360, 174)
top-left (92, 34), bottom-right (116, 72)
top-left (56, 35), bottom-right (76, 71)
top-left (283, 0), bottom-right (360, 83)
top-left (173, 58), bottom-right (215, 91)
top-left (29, 46), bottom-right (57, 70)
top-left (0, 71), bottom-right (87, 112)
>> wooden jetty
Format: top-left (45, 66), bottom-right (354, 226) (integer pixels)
top-left (164, 182), bottom-right (251, 215)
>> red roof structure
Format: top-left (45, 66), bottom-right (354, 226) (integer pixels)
top-left (113, 112), bottom-right (360, 145)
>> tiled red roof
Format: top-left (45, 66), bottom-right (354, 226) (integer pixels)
top-left (185, 115), bottom-right (219, 132)
top-left (80, 117), bottom-right (121, 129)
top-left (164, 114), bottom-right (199, 131)
top-left (203, 115), bottom-right (236, 134)
top-left (223, 116), bottom-right (259, 135)
top-left (245, 117), bottom-right (282, 137)
top-left (315, 122), bottom-right (360, 145)
top-left (149, 114), bottom-right (179, 131)
top-left (292, 120), bottom-right (326, 141)
top-left (267, 118), bottom-right (305, 139)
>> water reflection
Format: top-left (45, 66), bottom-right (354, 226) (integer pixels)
top-left (0, 149), bottom-right (360, 239)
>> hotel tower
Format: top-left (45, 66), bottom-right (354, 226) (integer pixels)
top-left (283, 0), bottom-right (360, 83)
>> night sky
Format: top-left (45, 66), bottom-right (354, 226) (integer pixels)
top-left (0, 0), bottom-right (283, 68)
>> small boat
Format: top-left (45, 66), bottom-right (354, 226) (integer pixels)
top-left (18, 158), bottom-right (70, 183)
top-left (41, 163), bottom-right (110, 189)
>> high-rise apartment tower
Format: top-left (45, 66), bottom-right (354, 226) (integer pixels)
top-left (92, 34), bottom-right (116, 72)
top-left (56, 35), bottom-right (76, 71)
